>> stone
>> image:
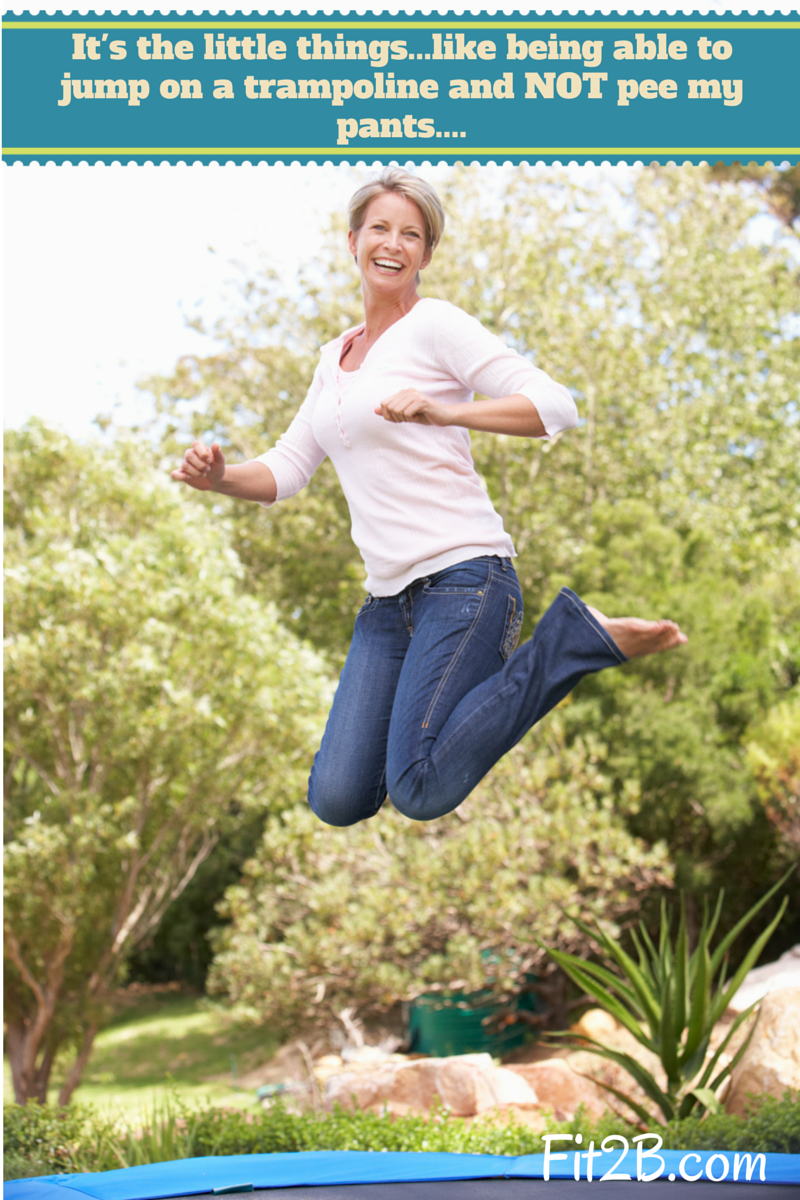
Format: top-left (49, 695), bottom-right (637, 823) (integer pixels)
top-left (570, 1008), bottom-right (621, 1042)
top-left (507, 1058), bottom-right (607, 1121)
top-left (487, 1066), bottom-right (540, 1107)
top-left (323, 1051), bottom-right (537, 1117)
top-left (324, 1061), bottom-right (398, 1111)
top-left (725, 987), bottom-right (800, 1116)
top-left (727, 946), bottom-right (800, 1013)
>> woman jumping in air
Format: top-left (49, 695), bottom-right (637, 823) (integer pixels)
top-left (173, 169), bottom-right (687, 827)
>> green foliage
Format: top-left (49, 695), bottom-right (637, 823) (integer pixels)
top-left (126, 812), bottom-right (266, 990)
top-left (208, 725), bottom-right (672, 1027)
top-left (3, 1102), bottom-right (94, 1176)
top-left (543, 871), bottom-right (793, 1123)
top-left (549, 503), bottom-right (799, 902)
top-left (3, 422), bottom-right (333, 1104)
top-left (5, 1092), bottom-right (799, 1178)
top-left (746, 695), bottom-right (800, 860)
top-left (706, 162), bottom-right (800, 229)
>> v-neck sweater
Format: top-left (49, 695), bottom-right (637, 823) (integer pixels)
top-left (256, 298), bottom-right (578, 596)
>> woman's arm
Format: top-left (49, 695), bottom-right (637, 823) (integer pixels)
top-left (410, 301), bottom-right (578, 438)
top-left (174, 361), bottom-right (327, 507)
top-left (374, 390), bottom-right (545, 437)
top-left (172, 441), bottom-right (278, 504)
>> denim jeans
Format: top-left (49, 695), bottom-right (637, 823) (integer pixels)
top-left (308, 556), bottom-right (627, 826)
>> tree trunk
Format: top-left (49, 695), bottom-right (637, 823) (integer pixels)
top-left (5, 1021), bottom-right (30, 1104)
top-left (5, 1021), bottom-right (60, 1105)
top-left (57, 1021), bottom-right (100, 1107)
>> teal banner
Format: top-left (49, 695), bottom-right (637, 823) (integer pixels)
top-left (2, 9), bottom-right (799, 164)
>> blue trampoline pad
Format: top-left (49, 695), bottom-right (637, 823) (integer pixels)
top-left (5, 1151), bottom-right (799, 1200)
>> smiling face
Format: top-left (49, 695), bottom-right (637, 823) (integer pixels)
top-left (348, 191), bottom-right (432, 297)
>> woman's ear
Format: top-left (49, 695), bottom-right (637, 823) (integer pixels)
top-left (348, 228), bottom-right (359, 261)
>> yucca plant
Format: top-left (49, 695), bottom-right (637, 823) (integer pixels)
top-left (542, 868), bottom-right (793, 1124)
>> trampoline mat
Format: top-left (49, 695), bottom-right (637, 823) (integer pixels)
top-left (183, 1184), bottom-right (797, 1200)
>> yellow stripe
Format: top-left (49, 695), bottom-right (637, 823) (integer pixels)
top-left (5, 148), bottom-right (799, 156)
top-left (4, 19), bottom-right (800, 28)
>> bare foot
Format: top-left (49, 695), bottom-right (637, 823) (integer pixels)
top-left (587, 607), bottom-right (688, 660)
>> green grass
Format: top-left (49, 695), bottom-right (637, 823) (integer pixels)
top-left (3, 990), bottom-right (279, 1120)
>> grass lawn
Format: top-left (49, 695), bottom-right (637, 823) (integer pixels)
top-left (3, 988), bottom-right (279, 1121)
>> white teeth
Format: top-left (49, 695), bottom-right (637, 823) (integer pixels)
top-left (374, 259), bottom-right (402, 270)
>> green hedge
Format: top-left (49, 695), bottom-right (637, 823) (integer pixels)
top-left (4, 1093), bottom-right (799, 1181)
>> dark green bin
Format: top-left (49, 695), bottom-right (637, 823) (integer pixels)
top-left (406, 983), bottom-right (536, 1057)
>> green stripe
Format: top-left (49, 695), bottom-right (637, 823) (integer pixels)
top-left (4, 19), bottom-right (800, 29)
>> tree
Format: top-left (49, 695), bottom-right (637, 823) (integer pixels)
top-left (207, 723), bottom-right (672, 1029)
top-left (747, 696), bottom-right (800, 858)
top-left (706, 163), bottom-right (800, 234)
top-left (3, 422), bottom-right (332, 1104)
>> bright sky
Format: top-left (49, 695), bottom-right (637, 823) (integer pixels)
top-left (3, 165), bottom-right (367, 440)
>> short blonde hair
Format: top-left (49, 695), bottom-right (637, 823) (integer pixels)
top-left (347, 168), bottom-right (446, 255)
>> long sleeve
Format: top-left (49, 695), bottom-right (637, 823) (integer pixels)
top-left (428, 303), bottom-right (579, 437)
top-left (255, 363), bottom-right (328, 507)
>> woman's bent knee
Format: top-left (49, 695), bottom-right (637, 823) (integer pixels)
top-left (308, 776), bottom-right (384, 828)
top-left (387, 765), bottom-right (464, 823)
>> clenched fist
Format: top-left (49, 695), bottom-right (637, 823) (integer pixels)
top-left (171, 441), bottom-right (226, 491)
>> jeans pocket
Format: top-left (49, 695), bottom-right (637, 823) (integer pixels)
top-left (356, 595), bottom-right (377, 618)
top-left (500, 594), bottom-right (524, 661)
top-left (423, 561), bottom-right (490, 595)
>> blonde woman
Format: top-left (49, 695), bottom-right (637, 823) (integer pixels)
top-left (173, 169), bottom-right (686, 827)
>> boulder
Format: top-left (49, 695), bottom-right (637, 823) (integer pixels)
top-left (725, 987), bottom-right (800, 1116)
top-left (323, 1051), bottom-right (538, 1117)
top-left (506, 1057), bottom-right (607, 1121)
top-left (570, 1008), bottom-right (621, 1042)
top-left (727, 945), bottom-right (800, 1013)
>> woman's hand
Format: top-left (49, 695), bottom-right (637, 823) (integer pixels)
top-left (171, 441), bottom-right (226, 491)
top-left (374, 389), bottom-right (450, 426)
top-left (374, 390), bottom-right (546, 437)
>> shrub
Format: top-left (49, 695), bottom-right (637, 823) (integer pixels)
top-left (4, 1092), bottom-right (798, 1179)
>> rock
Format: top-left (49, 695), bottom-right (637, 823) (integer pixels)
top-left (313, 1054), bottom-right (346, 1089)
top-left (507, 1058), bottom-right (608, 1121)
top-left (725, 987), bottom-right (800, 1116)
top-left (488, 1066), bottom-right (541, 1107)
top-left (570, 1008), bottom-right (621, 1043)
top-left (323, 1051), bottom-right (537, 1117)
top-left (324, 1061), bottom-right (398, 1111)
top-left (727, 946), bottom-right (800, 1013)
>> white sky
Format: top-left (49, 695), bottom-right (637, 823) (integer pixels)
top-left (3, 165), bottom-right (365, 440)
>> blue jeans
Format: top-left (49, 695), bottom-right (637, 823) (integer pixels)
top-left (308, 556), bottom-right (627, 826)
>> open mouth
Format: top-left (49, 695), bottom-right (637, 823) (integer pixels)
top-left (373, 258), bottom-right (404, 274)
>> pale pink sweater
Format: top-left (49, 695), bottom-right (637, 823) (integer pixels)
top-left (257, 298), bottom-right (578, 596)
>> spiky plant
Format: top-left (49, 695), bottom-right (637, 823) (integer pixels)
top-left (542, 869), bottom-right (793, 1124)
